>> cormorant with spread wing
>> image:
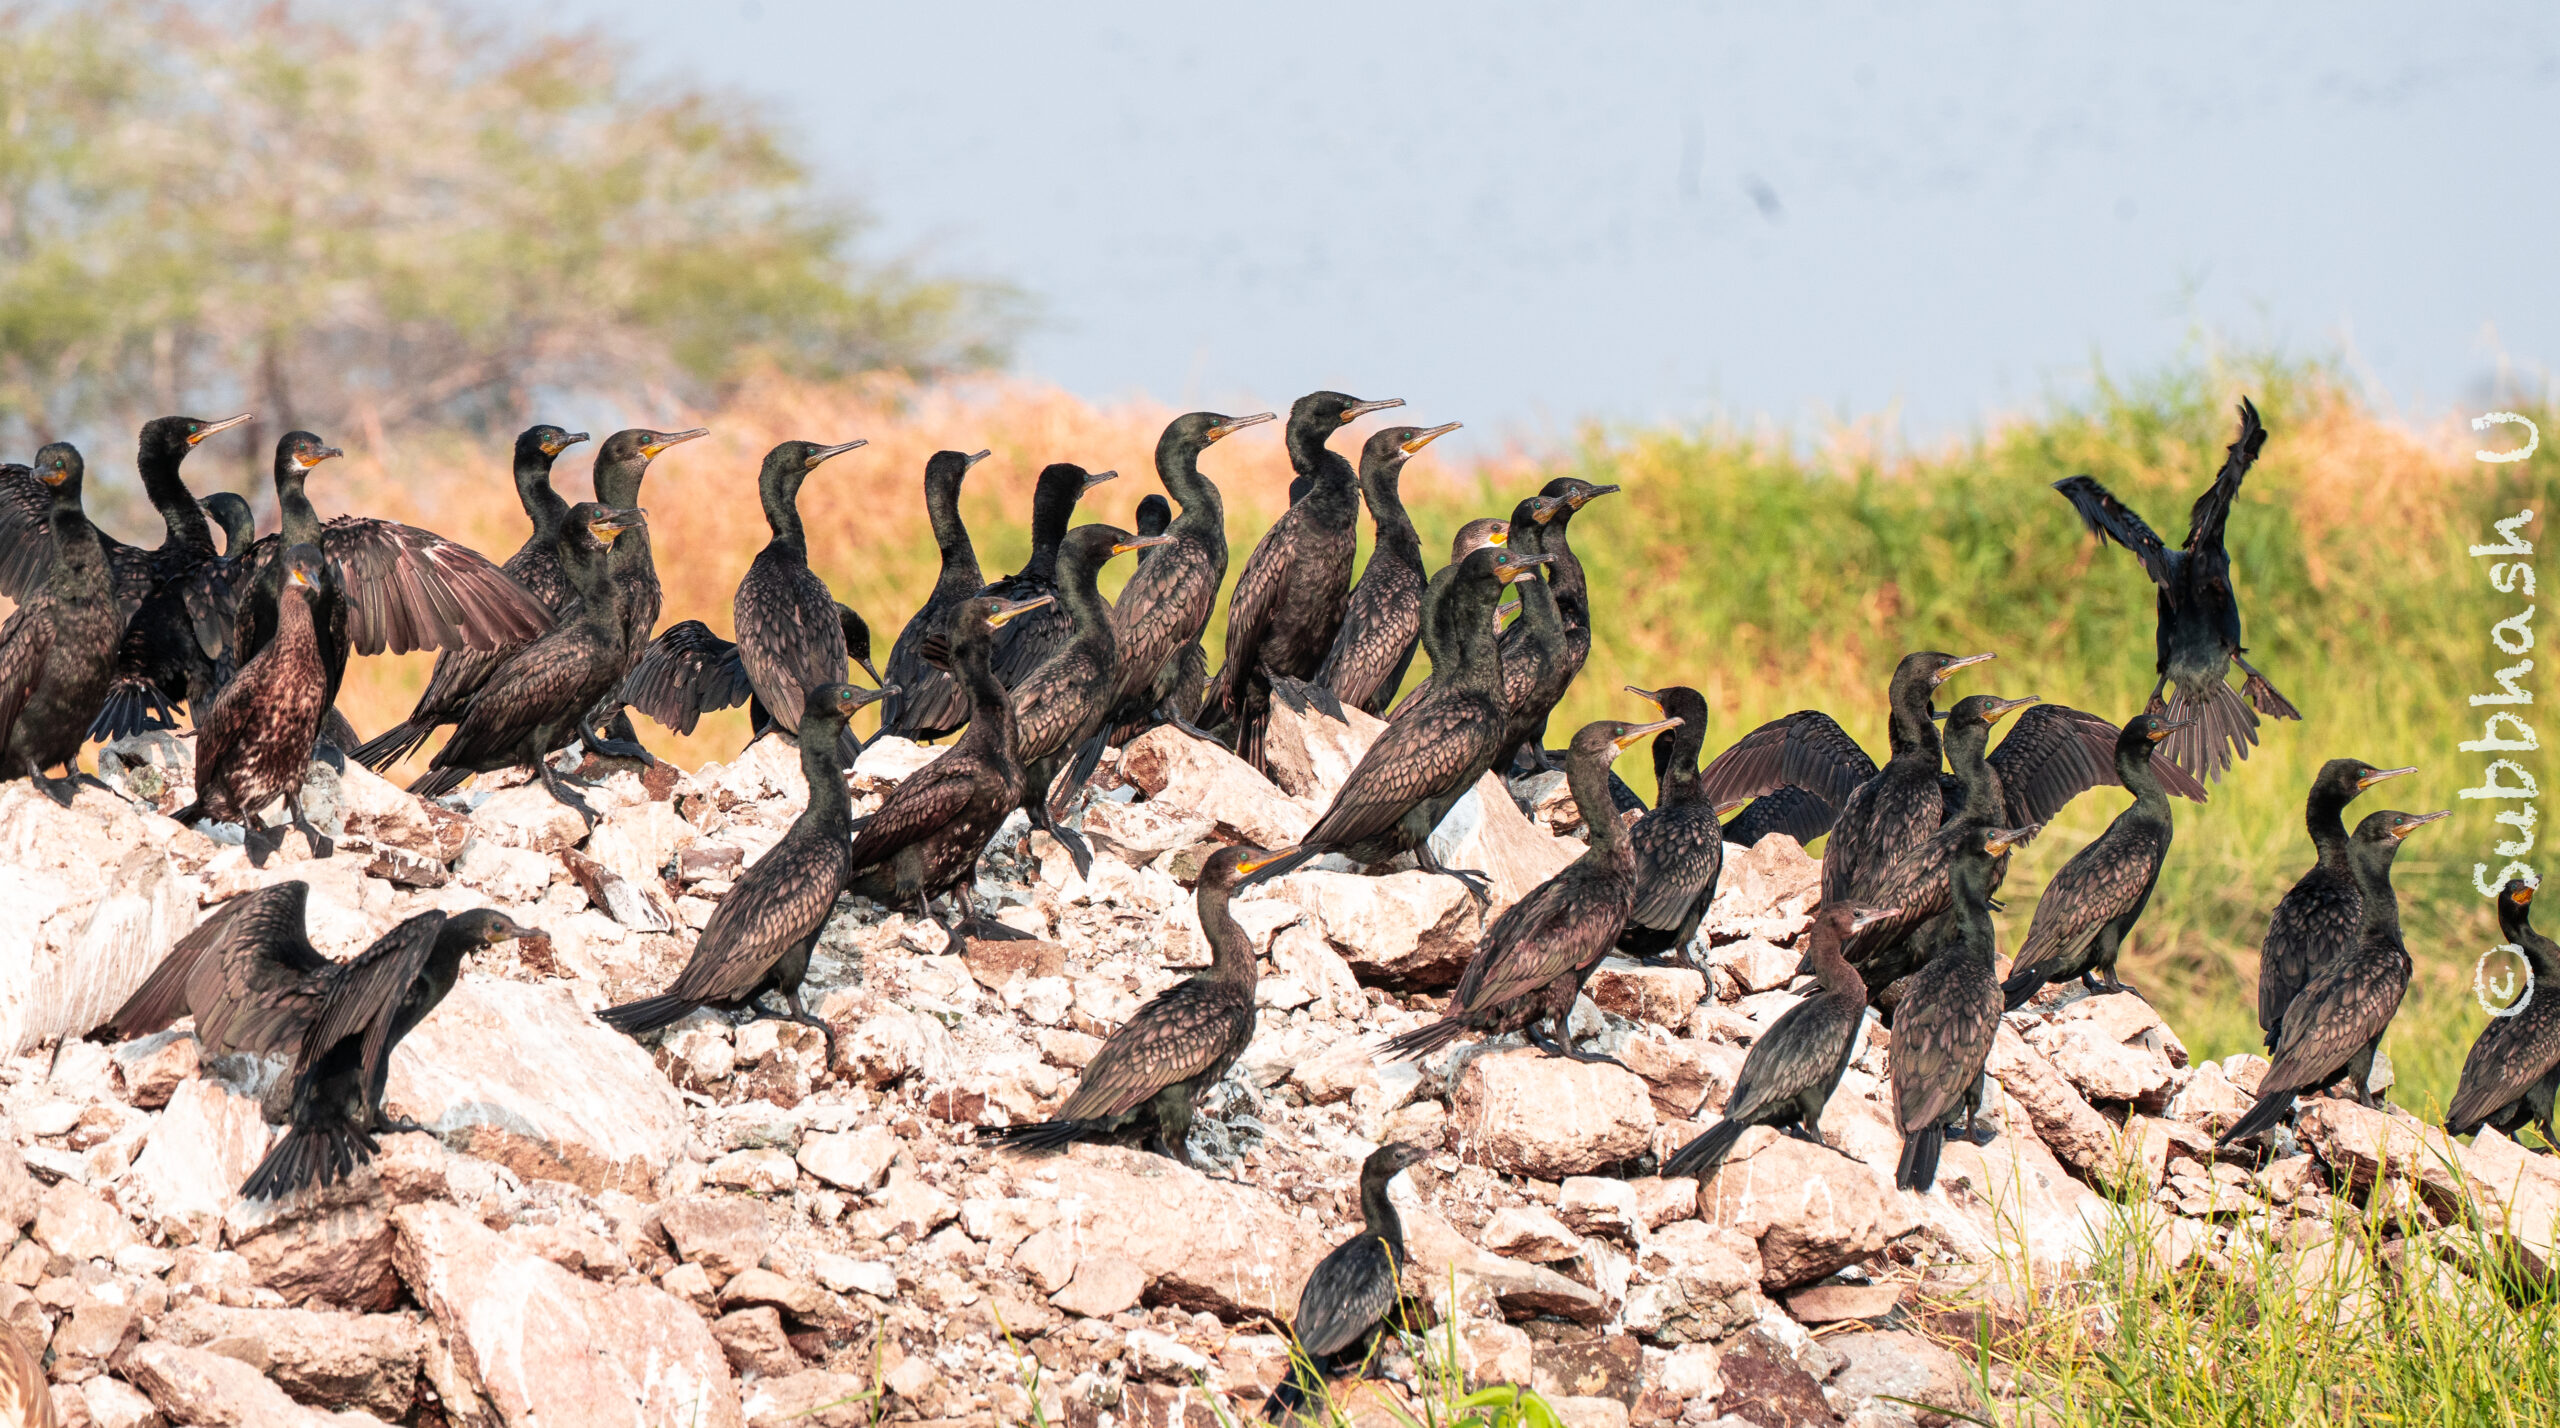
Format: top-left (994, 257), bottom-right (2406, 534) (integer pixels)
top-left (1261, 1142), bottom-right (1431, 1425)
top-left (0, 444), bottom-right (123, 805)
top-left (2447, 880), bottom-right (2560, 1148)
top-left (2000, 711), bottom-right (2191, 1007)
top-left (1314, 422), bottom-right (1460, 717)
top-left (2256, 759), bottom-right (2414, 1052)
top-left (879, 448), bottom-right (996, 740)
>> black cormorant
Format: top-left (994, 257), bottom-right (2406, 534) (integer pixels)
top-left (1615, 686), bottom-right (1737, 965)
top-left (2447, 880), bottom-right (2560, 1147)
top-left (1891, 822), bottom-right (2038, 1192)
top-left (1314, 423), bottom-right (1460, 718)
top-left (1261, 1142), bottom-right (1431, 1425)
top-left (986, 463), bottom-right (1119, 689)
top-left (1999, 712), bottom-right (2191, 1008)
top-left (2257, 759), bottom-right (2413, 1052)
top-left (0, 444), bottom-right (124, 804)
top-left (1008, 524), bottom-right (1166, 877)
top-left (1100, 411), bottom-right (1274, 743)
top-left (880, 448), bottom-right (997, 740)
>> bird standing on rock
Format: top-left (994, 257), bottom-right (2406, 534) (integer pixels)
top-left (1262, 1141), bottom-right (1430, 1425)
top-left (2447, 880), bottom-right (2560, 1148)
top-left (1891, 820), bottom-right (2039, 1192)
top-left (1007, 524), bottom-right (1169, 877)
top-left (1380, 715), bottom-right (1681, 1064)
top-left (0, 444), bottom-right (124, 805)
top-left (600, 683), bottom-right (889, 1052)
top-left (1096, 410), bottom-right (1274, 748)
top-left (78, 414), bottom-right (257, 738)
top-left (1125, 494), bottom-right (1210, 735)
top-left (172, 545), bottom-right (337, 865)
top-left (985, 463), bottom-right (1120, 689)
top-left (1614, 685), bottom-right (1734, 967)
top-left (980, 844), bottom-right (1277, 1164)
top-left (880, 448), bottom-right (998, 741)
top-left (1314, 422), bottom-right (1461, 718)
top-left (1497, 477), bottom-right (1617, 772)
top-left (2220, 808), bottom-right (2448, 1148)
top-left (2257, 759), bottom-right (2414, 1053)
top-left (1999, 711), bottom-right (2191, 1008)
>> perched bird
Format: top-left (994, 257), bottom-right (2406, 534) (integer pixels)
top-left (1238, 545), bottom-right (1551, 900)
top-left (1380, 517), bottom-right (1512, 723)
top-left (1892, 822), bottom-right (2039, 1192)
top-left (1314, 422), bottom-right (1461, 717)
top-left (1099, 411), bottom-right (1274, 743)
top-left (2053, 398), bottom-right (2297, 780)
top-left (845, 594), bottom-right (1054, 940)
top-left (96, 880), bottom-right (334, 1055)
top-left (1612, 685), bottom-right (1736, 965)
top-left (2447, 880), bottom-right (2560, 1148)
top-left (1999, 711), bottom-right (2191, 1008)
top-left (1663, 904), bottom-right (1899, 1184)
top-left (981, 844), bottom-right (1276, 1163)
top-left (1008, 524), bottom-right (1168, 876)
top-left (985, 462), bottom-right (1120, 688)
top-left (242, 907), bottom-right (538, 1200)
top-left (2220, 808), bottom-right (2448, 1147)
top-left (1381, 716), bottom-right (1680, 1062)
top-left (351, 424), bottom-right (615, 770)
top-left (600, 684), bottom-right (888, 1051)
top-left (1128, 493), bottom-right (1210, 735)
top-left (409, 505), bottom-right (649, 823)
top-left (0, 444), bottom-right (125, 805)
top-left (171, 545), bottom-right (337, 865)
top-left (578, 427), bottom-right (705, 761)
top-left (1497, 478), bottom-right (1618, 772)
top-left (201, 491), bottom-right (257, 559)
top-left (2257, 759), bottom-right (2414, 1053)
top-left (1261, 1142), bottom-right (1431, 1425)
top-left (622, 438), bottom-right (877, 758)
top-left (880, 448), bottom-right (997, 740)
top-left (1204, 391), bottom-right (1403, 770)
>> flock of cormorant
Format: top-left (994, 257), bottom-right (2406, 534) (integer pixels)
top-left (0, 392), bottom-right (2542, 1416)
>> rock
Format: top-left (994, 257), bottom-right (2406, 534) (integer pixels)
top-left (561, 848), bottom-right (673, 933)
top-left (1125, 1327), bottom-right (1211, 1382)
top-left (1260, 690), bottom-right (1389, 804)
top-left (584, 799), bottom-right (695, 888)
top-left (2170, 1059), bottom-right (2253, 1134)
top-left (153, 1302), bottom-right (427, 1418)
top-left (1827, 1330), bottom-right (1980, 1426)
top-left (468, 784), bottom-right (591, 853)
top-left (1481, 1206), bottom-right (1582, 1262)
top-left (1781, 1282), bottom-right (1906, 1324)
top-left (1401, 1206), bottom-right (1611, 1325)
top-left (811, 1254), bottom-right (897, 1300)
top-left (706, 1148), bottom-right (798, 1194)
top-left (70, 1375), bottom-right (161, 1428)
top-left (394, 1201), bottom-right (739, 1428)
top-left (35, 1181), bottom-right (139, 1263)
top-left (113, 1032), bottom-right (199, 1109)
top-left (1049, 1254), bottom-right (1147, 1319)
top-left (2452, 1125), bottom-right (2560, 1273)
top-left (1426, 773), bottom-right (1581, 908)
top-left (1266, 869), bottom-right (1479, 988)
top-left (1693, 1128), bottom-right (1914, 1290)
top-left (1042, 1145), bottom-right (1332, 1320)
top-left (1621, 1032), bottom-right (1731, 1120)
top-left (1984, 1025), bottom-right (2138, 1185)
top-left (2022, 994), bottom-right (2187, 1109)
top-left (225, 1135), bottom-right (448, 1310)
top-left (1119, 726), bottom-right (1314, 849)
top-left (741, 1370), bottom-right (875, 1428)
top-left (335, 758), bottom-right (470, 862)
top-left (1708, 938), bottom-right (1801, 996)
top-left (1558, 1177), bottom-right (1643, 1242)
top-left (713, 1306), bottom-right (802, 1379)
top-left (385, 975), bottom-right (687, 1195)
top-left (1548, 1397), bottom-right (1631, 1428)
top-left (1587, 960), bottom-right (1706, 1028)
top-left (2221, 1052), bottom-right (2271, 1096)
top-left (1713, 1348), bottom-right (1832, 1428)
top-left (0, 784), bottom-right (199, 1055)
top-left (1704, 837), bottom-right (1819, 934)
top-left (1077, 799), bottom-right (1216, 867)
top-left (127, 1076), bottom-right (271, 1245)
top-left (1449, 1051), bottom-right (1656, 1179)
top-left (796, 1128), bottom-right (900, 1192)
top-left (449, 838), bottom-right (554, 902)
top-left (1657, 1341), bottom-right (1723, 1401)
top-left (660, 1197), bottom-right (774, 1280)
top-left (122, 1340), bottom-right (380, 1427)
top-left (1630, 1176), bottom-right (1698, 1229)
top-left (1904, 1101), bottom-right (2114, 1280)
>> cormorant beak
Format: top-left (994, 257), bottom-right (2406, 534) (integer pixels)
top-left (1206, 412), bottom-right (1277, 443)
top-left (1342, 398), bottom-right (1405, 422)
top-left (2357, 765), bottom-right (2417, 789)
top-left (287, 565), bottom-right (313, 588)
top-left (1929, 653), bottom-right (1996, 686)
top-left (1081, 469), bottom-right (1119, 492)
top-left (1235, 848), bottom-right (1290, 876)
top-left (806, 439), bottom-right (868, 469)
top-left (2515, 884), bottom-right (2536, 906)
top-left (1497, 598), bottom-right (1521, 619)
top-left (37, 464), bottom-right (67, 488)
top-left (1623, 685), bottom-right (1665, 712)
top-left (640, 428), bottom-right (709, 459)
top-left (1984, 823), bottom-right (2041, 856)
top-left (499, 923), bottom-right (544, 945)
top-left (1487, 527), bottom-right (1510, 547)
top-left (1528, 496), bottom-right (1566, 525)
top-left (2390, 810), bottom-right (2452, 839)
top-left (1849, 905), bottom-right (1903, 933)
top-left (1614, 718), bottom-right (1680, 751)
top-left (1991, 695), bottom-right (2041, 722)
top-left (189, 413), bottom-right (253, 446)
top-left (293, 445), bottom-right (345, 472)
top-left (1569, 483), bottom-right (1622, 509)
top-left (1111, 534), bottom-right (1176, 556)
top-left (1401, 422), bottom-right (1461, 454)
top-left (839, 684), bottom-right (894, 710)
top-left (1500, 556), bottom-right (1554, 584)
top-left (544, 432), bottom-right (592, 456)
top-left (987, 594), bottom-right (1054, 628)
top-left (2148, 717), bottom-right (2193, 740)
top-left (964, 449), bottom-right (994, 470)
top-left (590, 510), bottom-right (646, 543)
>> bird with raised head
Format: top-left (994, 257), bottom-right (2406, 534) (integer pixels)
top-left (2257, 759), bottom-right (2414, 1052)
top-left (984, 462), bottom-right (1120, 689)
top-left (2447, 879), bottom-right (2560, 1148)
top-left (881, 448), bottom-right (999, 740)
top-left (0, 443), bottom-right (124, 806)
top-left (1314, 421), bottom-right (1461, 718)
top-left (1261, 1141), bottom-right (1431, 1424)
top-left (1007, 523), bottom-right (1168, 877)
top-left (1999, 710), bottom-right (2193, 1008)
top-left (1892, 821), bottom-right (2040, 1192)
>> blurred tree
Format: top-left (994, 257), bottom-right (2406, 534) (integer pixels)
top-left (0, 0), bottom-right (1018, 461)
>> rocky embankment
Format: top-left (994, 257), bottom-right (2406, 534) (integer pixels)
top-left (3, 698), bottom-right (2556, 1428)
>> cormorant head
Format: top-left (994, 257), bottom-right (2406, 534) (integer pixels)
top-left (1577, 715), bottom-right (1681, 769)
top-left (282, 543), bottom-right (328, 596)
top-left (2356, 808), bottom-right (2448, 849)
top-left (761, 438), bottom-right (868, 496)
top-left (1934, 693), bottom-right (2039, 732)
top-left (592, 428), bottom-right (707, 508)
top-left (1537, 476), bottom-right (1622, 516)
top-left (1289, 391), bottom-right (1404, 445)
top-left (2124, 710), bottom-right (2190, 749)
top-left (1449, 517), bottom-right (1509, 562)
top-left (1361, 1141), bottom-right (1430, 1185)
top-left (139, 413), bottom-right (252, 463)
top-left (1895, 650), bottom-right (1995, 696)
top-left (1625, 685), bottom-right (1710, 739)
top-left (806, 681), bottom-right (893, 727)
top-left (199, 492), bottom-right (256, 556)
top-left (1201, 843), bottom-right (1277, 892)
top-left (1027, 462), bottom-right (1114, 529)
top-left (274, 431), bottom-right (343, 479)
top-left (447, 908), bottom-right (542, 948)
top-left (924, 447), bottom-right (995, 500)
top-left (2500, 877), bottom-right (2539, 937)
top-left (1135, 493), bottom-right (1173, 539)
top-left (1057, 522), bottom-right (1166, 577)
top-left (1360, 422), bottom-right (1460, 484)
top-left (31, 443), bottom-right (82, 495)
top-left (1160, 410), bottom-right (1276, 463)
top-left (1492, 550), bottom-right (1551, 586)
top-left (584, 506), bottom-right (646, 547)
top-left (1981, 823), bottom-right (2041, 858)
top-left (517, 425), bottom-right (590, 464)
top-left (2311, 757), bottom-right (2415, 806)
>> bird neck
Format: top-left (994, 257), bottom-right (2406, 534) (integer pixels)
top-left (955, 640), bottom-right (1014, 746)
top-left (517, 456), bottom-right (570, 534)
top-left (1020, 486), bottom-right (1077, 585)
top-left (2307, 793), bottom-right (2353, 869)
top-left (760, 470), bottom-right (808, 551)
top-left (1885, 683), bottom-right (1942, 761)
top-left (592, 461), bottom-right (648, 512)
top-left (1513, 568), bottom-right (1565, 644)
top-left (1056, 550), bottom-right (1115, 647)
top-left (1949, 857), bottom-right (1999, 959)
top-left (1198, 882), bottom-right (1259, 989)
top-left (1362, 467), bottom-right (1420, 557)
top-left (1440, 580), bottom-right (1505, 690)
top-left (1540, 518), bottom-right (1589, 626)
top-left (2348, 847), bottom-right (2403, 940)
top-left (1571, 749), bottom-right (1631, 859)
top-left (274, 584), bottom-right (318, 651)
top-left (1357, 1170), bottom-right (1404, 1247)
top-left (927, 476), bottom-right (979, 582)
top-left (140, 441), bottom-right (216, 558)
top-left (274, 472), bottom-right (322, 549)
top-left (1159, 448), bottom-right (1224, 534)
top-left (1652, 725), bottom-right (1705, 804)
top-left (1807, 932), bottom-right (1867, 999)
top-left (1942, 725), bottom-right (1999, 822)
top-left (2116, 739), bottom-right (2168, 811)
top-left (798, 725), bottom-right (853, 823)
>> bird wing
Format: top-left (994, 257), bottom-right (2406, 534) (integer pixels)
top-left (735, 557), bottom-right (845, 722)
top-left (1721, 784), bottom-right (1839, 849)
top-left (1628, 806), bottom-right (1723, 931)
top-left (316, 517), bottom-right (549, 655)
top-left (2258, 877), bottom-right (2358, 1048)
top-left (0, 465), bottom-right (50, 601)
top-left (1208, 518), bottom-right (1296, 703)
top-left (1841, 821), bottom-right (1977, 954)
top-left (186, 884), bottom-right (336, 1057)
top-left (1697, 711), bottom-right (1872, 811)
top-left (987, 589), bottom-right (1072, 690)
top-left (1989, 704), bottom-right (2207, 826)
top-left (433, 626), bottom-right (615, 770)
top-left (1452, 865), bottom-right (1624, 1013)
top-left (182, 560), bottom-right (242, 665)
top-left (674, 830), bottom-right (849, 1003)
top-left (2051, 475), bottom-right (2174, 588)
top-left (845, 756), bottom-right (1001, 872)
top-left (0, 608), bottom-right (48, 752)
top-left (2447, 1001), bottom-right (2560, 1132)
top-left (623, 620), bottom-right (753, 735)
top-left (1304, 697), bottom-right (1495, 850)
top-left (1725, 992), bottom-right (1860, 1125)
top-left (1011, 649), bottom-right (1108, 767)
top-left (1891, 964), bottom-right (2003, 1132)
top-left (2184, 397), bottom-right (2267, 556)
top-left (105, 882), bottom-right (316, 1044)
top-left (2008, 820), bottom-right (2167, 977)
top-left (1054, 979), bottom-right (1252, 1121)
top-left (1110, 543), bottom-right (1219, 706)
top-left (295, 911), bottom-right (447, 1100)
top-left (2262, 943), bottom-right (2407, 1099)
top-left (1292, 1232), bottom-right (1402, 1357)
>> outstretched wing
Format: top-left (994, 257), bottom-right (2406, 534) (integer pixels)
top-left (0, 465), bottom-right (49, 600)
top-left (313, 517), bottom-right (548, 655)
top-left (2052, 475), bottom-right (2174, 588)
top-left (2184, 397), bottom-right (2266, 556)
top-left (1697, 711), bottom-right (1874, 811)
top-left (1721, 785), bottom-right (1838, 848)
top-left (296, 911), bottom-right (446, 1101)
top-left (623, 620), bottom-right (753, 735)
top-left (1989, 703), bottom-right (2207, 827)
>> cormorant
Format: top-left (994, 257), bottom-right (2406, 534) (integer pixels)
top-left (97, 880), bottom-right (333, 1054)
top-left (1381, 716), bottom-right (1680, 1062)
top-left (0, 444), bottom-right (124, 805)
top-left (880, 448), bottom-right (996, 741)
top-left (980, 844), bottom-right (1275, 1163)
top-left (2447, 880), bottom-right (2560, 1147)
top-left (1999, 712), bottom-right (2190, 1008)
top-left (845, 594), bottom-right (1054, 940)
top-left (1203, 392), bottom-right (1404, 770)
top-left (1007, 524), bottom-right (1167, 877)
top-left (1261, 1142), bottom-right (1431, 1425)
top-left (241, 907), bottom-right (538, 1200)
top-left (1662, 904), bottom-right (1899, 1184)
top-left (1378, 517), bottom-right (1510, 723)
top-left (171, 545), bottom-right (336, 866)
top-left (2257, 760), bottom-right (2413, 1053)
top-left (2053, 398), bottom-right (2297, 781)
top-left (2219, 808), bottom-right (2448, 1147)
top-left (1099, 411), bottom-right (1274, 742)
top-left (1130, 493), bottom-right (1211, 734)
top-left (1615, 686), bottom-right (1736, 966)
top-left (599, 683), bottom-right (889, 1051)
top-left (1237, 545), bottom-right (1550, 900)
top-left (1891, 821), bottom-right (2039, 1192)
top-left (1314, 423), bottom-right (1460, 718)
top-left (985, 463), bottom-right (1119, 688)
top-left (579, 426), bottom-right (708, 761)
top-left (621, 439), bottom-right (876, 760)
top-left (1498, 478), bottom-right (1618, 771)
top-left (201, 491), bottom-right (257, 561)
top-left (408, 505), bottom-right (648, 824)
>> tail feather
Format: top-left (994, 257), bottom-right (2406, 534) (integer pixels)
top-left (1378, 1017), bottom-right (1469, 1063)
top-left (1260, 1360), bottom-right (1326, 1425)
top-left (88, 676), bottom-right (177, 742)
top-left (1897, 1125), bottom-right (1944, 1193)
top-left (976, 1119), bottom-right (1089, 1153)
top-left (2218, 1082), bottom-right (2298, 1148)
top-left (242, 1119), bottom-right (377, 1202)
top-left (2000, 963), bottom-right (2051, 1012)
top-left (407, 766), bottom-right (469, 800)
top-left (350, 720), bottom-right (434, 773)
top-left (1662, 1118), bottom-right (1746, 1183)
top-left (2162, 680), bottom-right (2258, 784)
top-left (597, 994), bottom-right (703, 1039)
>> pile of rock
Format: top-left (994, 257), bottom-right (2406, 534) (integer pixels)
top-left (3, 704), bottom-right (2554, 1428)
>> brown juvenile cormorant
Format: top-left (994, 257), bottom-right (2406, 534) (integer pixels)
top-left (1663, 903), bottom-right (1899, 1184)
top-left (241, 906), bottom-right (537, 1200)
top-left (1999, 711), bottom-right (2191, 1008)
top-left (409, 506), bottom-right (648, 823)
top-left (1614, 686), bottom-right (1735, 965)
top-left (0, 444), bottom-right (124, 804)
top-left (1238, 546), bottom-right (1550, 899)
top-left (1381, 716), bottom-right (1680, 1062)
top-left (600, 683), bottom-right (888, 1050)
top-left (2053, 398), bottom-right (2297, 781)
top-left (2219, 808), bottom-right (2447, 1147)
top-left (1099, 411), bottom-right (1275, 741)
top-left (1261, 1141), bottom-right (1431, 1425)
top-left (985, 463), bottom-right (1119, 688)
top-left (171, 545), bottom-right (336, 865)
top-left (1203, 392), bottom-right (1404, 770)
top-left (1892, 821), bottom-right (2038, 1192)
top-left (2256, 759), bottom-right (2413, 1052)
top-left (622, 438), bottom-right (876, 759)
top-left (880, 448), bottom-right (997, 740)
top-left (2447, 880), bottom-right (2560, 1147)
top-left (980, 844), bottom-right (1275, 1162)
top-left (845, 594), bottom-right (1053, 940)
top-left (1008, 524), bottom-right (1167, 876)
top-left (1314, 423), bottom-right (1461, 718)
